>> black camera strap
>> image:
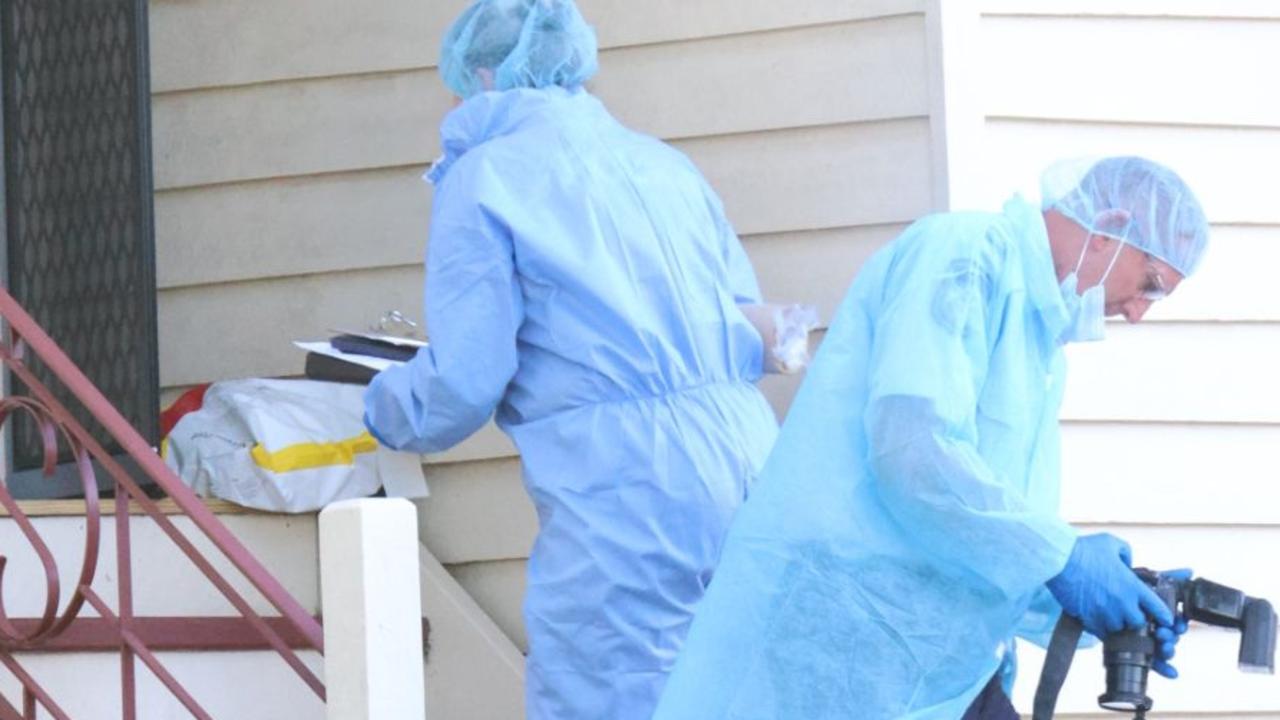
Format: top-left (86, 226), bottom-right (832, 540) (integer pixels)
top-left (1032, 614), bottom-right (1085, 720)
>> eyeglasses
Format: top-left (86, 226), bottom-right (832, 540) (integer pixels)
top-left (1140, 256), bottom-right (1171, 301)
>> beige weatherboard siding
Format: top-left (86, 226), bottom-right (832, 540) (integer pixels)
top-left (149, 0), bottom-right (940, 679)
top-left (151, 24), bottom-right (936, 388)
top-left (964, 4), bottom-right (1280, 716)
top-left (427, 0), bottom-right (939, 656)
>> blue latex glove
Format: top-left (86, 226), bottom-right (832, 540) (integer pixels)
top-left (1151, 568), bottom-right (1193, 679)
top-left (1047, 534), bottom-right (1175, 639)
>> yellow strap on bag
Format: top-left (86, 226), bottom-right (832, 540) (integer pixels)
top-left (249, 431), bottom-right (378, 474)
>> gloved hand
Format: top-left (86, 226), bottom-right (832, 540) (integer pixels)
top-left (1151, 567), bottom-right (1192, 679)
top-left (1047, 534), bottom-right (1175, 639)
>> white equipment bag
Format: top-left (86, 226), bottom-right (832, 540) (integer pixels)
top-left (163, 378), bottom-right (428, 513)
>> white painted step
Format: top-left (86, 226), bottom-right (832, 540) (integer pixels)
top-left (0, 507), bottom-right (526, 719)
top-left (0, 510), bottom-right (323, 719)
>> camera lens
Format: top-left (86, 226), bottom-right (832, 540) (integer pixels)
top-left (1098, 661), bottom-right (1152, 711)
top-left (1099, 695), bottom-right (1148, 710)
top-left (1099, 631), bottom-right (1155, 714)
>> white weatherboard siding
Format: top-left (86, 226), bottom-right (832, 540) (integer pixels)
top-left (972, 4), bottom-right (1280, 716)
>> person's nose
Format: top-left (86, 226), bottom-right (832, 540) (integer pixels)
top-left (1123, 298), bottom-right (1153, 323)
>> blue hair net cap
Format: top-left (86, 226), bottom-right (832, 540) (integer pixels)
top-left (1040, 156), bottom-right (1210, 277)
top-left (440, 0), bottom-right (599, 99)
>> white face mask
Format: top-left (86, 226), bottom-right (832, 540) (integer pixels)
top-left (1059, 234), bottom-right (1124, 344)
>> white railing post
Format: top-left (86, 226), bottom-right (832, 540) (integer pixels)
top-left (320, 498), bottom-right (426, 720)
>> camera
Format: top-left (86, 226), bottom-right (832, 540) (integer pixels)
top-left (1034, 569), bottom-right (1277, 720)
top-left (1099, 568), bottom-right (1277, 717)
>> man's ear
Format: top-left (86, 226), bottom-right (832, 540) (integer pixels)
top-left (1086, 230), bottom-right (1117, 253)
top-left (1091, 208), bottom-right (1132, 240)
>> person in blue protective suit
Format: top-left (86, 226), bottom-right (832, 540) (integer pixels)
top-left (361, 1), bottom-right (780, 718)
top-left (652, 156), bottom-right (1210, 720)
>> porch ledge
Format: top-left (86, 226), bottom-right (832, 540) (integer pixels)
top-left (0, 497), bottom-right (283, 518)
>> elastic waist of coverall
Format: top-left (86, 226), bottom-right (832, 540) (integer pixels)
top-left (511, 377), bottom-right (767, 427)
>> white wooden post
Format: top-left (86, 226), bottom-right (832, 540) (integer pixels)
top-left (320, 498), bottom-right (426, 720)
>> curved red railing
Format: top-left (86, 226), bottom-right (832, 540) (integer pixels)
top-left (0, 287), bottom-right (325, 719)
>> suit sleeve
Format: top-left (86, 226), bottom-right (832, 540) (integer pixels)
top-left (863, 241), bottom-right (1076, 600)
top-left (364, 171), bottom-right (523, 454)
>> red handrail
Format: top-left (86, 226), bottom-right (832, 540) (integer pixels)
top-left (0, 286), bottom-right (326, 717)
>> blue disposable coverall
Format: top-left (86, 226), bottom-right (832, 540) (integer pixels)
top-left (653, 198), bottom-right (1081, 720)
top-left (363, 87), bottom-right (779, 720)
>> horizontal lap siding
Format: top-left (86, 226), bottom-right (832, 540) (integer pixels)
top-left (152, 7), bottom-right (933, 406)
top-left (149, 0), bottom-right (434, 92)
top-left (154, 119), bottom-right (930, 387)
top-left (149, 0), bottom-right (929, 94)
top-left (430, 3), bottom-right (935, 637)
top-left (981, 0), bottom-right (1280, 20)
top-left (1062, 323), bottom-right (1279, 423)
top-left (150, 70), bottom-right (445, 191)
top-left (979, 121), bottom-right (1280, 226)
top-left (149, 0), bottom-right (934, 656)
top-left (982, 16), bottom-right (1280, 129)
top-left (595, 15), bottom-right (930, 140)
top-left (1061, 422), bottom-right (1280, 525)
top-left (155, 167), bottom-right (430, 289)
top-left (157, 267), bottom-right (425, 387)
top-left (976, 8), bottom-right (1280, 714)
top-left (448, 560), bottom-right (529, 653)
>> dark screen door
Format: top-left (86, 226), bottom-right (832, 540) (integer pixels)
top-left (1, 0), bottom-right (159, 497)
